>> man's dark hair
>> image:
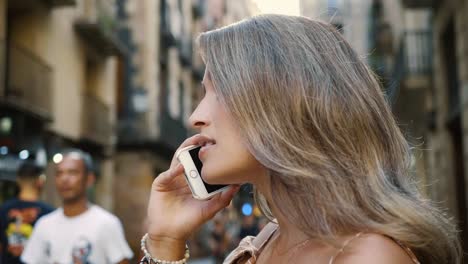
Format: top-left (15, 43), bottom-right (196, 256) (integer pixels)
top-left (61, 148), bottom-right (94, 174)
top-left (17, 160), bottom-right (44, 180)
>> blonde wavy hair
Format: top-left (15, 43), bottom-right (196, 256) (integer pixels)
top-left (197, 14), bottom-right (461, 263)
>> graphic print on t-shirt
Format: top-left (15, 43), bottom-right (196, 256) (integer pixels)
top-left (71, 237), bottom-right (93, 264)
top-left (20, 205), bottom-right (133, 264)
top-left (1, 199), bottom-right (54, 264)
top-left (5, 207), bottom-right (39, 256)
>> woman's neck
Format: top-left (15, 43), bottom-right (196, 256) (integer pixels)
top-left (253, 178), bottom-right (332, 263)
top-left (253, 174), bottom-right (312, 252)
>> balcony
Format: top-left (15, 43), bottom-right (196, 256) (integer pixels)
top-left (7, 0), bottom-right (76, 12)
top-left (74, 0), bottom-right (126, 57)
top-left (159, 27), bottom-right (176, 68)
top-left (401, 0), bottom-right (434, 8)
top-left (192, 0), bottom-right (204, 19)
top-left (159, 0), bottom-right (177, 68)
top-left (0, 39), bottom-right (4, 97)
top-left (82, 94), bottom-right (113, 146)
top-left (179, 37), bottom-right (192, 67)
top-left (118, 114), bottom-right (187, 155)
top-left (2, 43), bottom-right (52, 120)
top-left (386, 30), bottom-right (432, 101)
top-left (118, 91), bottom-right (188, 156)
top-left (159, 111), bottom-right (188, 151)
top-left (401, 30), bottom-right (432, 88)
top-left (386, 30), bottom-right (433, 139)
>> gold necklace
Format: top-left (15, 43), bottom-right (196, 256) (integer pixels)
top-left (264, 232), bottom-right (313, 262)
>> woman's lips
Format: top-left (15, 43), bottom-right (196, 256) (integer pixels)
top-left (199, 143), bottom-right (215, 160)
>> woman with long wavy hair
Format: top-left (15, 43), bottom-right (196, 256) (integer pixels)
top-left (141, 14), bottom-right (461, 263)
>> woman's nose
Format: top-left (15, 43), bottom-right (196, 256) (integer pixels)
top-left (188, 103), bottom-right (209, 130)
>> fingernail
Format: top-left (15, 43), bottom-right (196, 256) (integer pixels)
top-left (231, 185), bottom-right (240, 193)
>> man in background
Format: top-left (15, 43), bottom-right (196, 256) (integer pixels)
top-left (21, 149), bottom-right (133, 264)
top-left (0, 160), bottom-right (54, 264)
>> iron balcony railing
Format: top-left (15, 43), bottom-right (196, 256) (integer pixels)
top-left (386, 30), bottom-right (432, 104)
top-left (192, 0), bottom-right (205, 19)
top-left (403, 30), bottom-right (433, 76)
top-left (75, 0), bottom-right (125, 56)
top-left (117, 85), bottom-right (188, 152)
top-left (0, 39), bottom-right (4, 97)
top-left (6, 43), bottom-right (52, 117)
top-left (81, 0), bottom-right (117, 31)
top-left (179, 36), bottom-right (192, 67)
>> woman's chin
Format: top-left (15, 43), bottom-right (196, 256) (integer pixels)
top-left (200, 168), bottom-right (222, 184)
top-left (201, 175), bottom-right (229, 185)
top-left (201, 167), bottom-right (250, 185)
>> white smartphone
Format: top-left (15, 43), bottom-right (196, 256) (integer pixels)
top-left (175, 145), bottom-right (229, 200)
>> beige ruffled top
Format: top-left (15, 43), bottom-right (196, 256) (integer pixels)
top-left (223, 222), bottom-right (420, 264)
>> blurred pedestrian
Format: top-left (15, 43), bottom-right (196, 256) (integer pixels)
top-left (21, 149), bottom-right (133, 264)
top-left (141, 14), bottom-right (461, 264)
top-left (238, 215), bottom-right (258, 240)
top-left (208, 215), bottom-right (229, 264)
top-left (256, 217), bottom-right (268, 231)
top-left (0, 160), bottom-right (54, 264)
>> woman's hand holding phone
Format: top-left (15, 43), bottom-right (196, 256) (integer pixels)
top-left (145, 134), bottom-right (241, 261)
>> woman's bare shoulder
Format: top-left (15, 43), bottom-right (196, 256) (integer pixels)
top-left (332, 233), bottom-right (416, 264)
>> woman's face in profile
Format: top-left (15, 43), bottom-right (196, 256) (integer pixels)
top-left (189, 71), bottom-right (266, 185)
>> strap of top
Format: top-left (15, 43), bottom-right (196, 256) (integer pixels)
top-left (251, 222), bottom-right (279, 250)
top-left (329, 232), bottom-right (363, 264)
top-left (222, 222), bottom-right (278, 264)
top-left (225, 225), bottom-right (420, 264)
top-left (394, 240), bottom-right (421, 264)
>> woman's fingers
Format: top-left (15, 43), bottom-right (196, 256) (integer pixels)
top-left (219, 185), bottom-right (241, 205)
top-left (153, 164), bottom-right (184, 190)
top-left (201, 185), bottom-right (241, 220)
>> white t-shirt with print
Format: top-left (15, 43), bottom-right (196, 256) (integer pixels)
top-left (21, 205), bottom-right (133, 264)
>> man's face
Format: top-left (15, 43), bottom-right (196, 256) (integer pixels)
top-left (55, 155), bottom-right (89, 204)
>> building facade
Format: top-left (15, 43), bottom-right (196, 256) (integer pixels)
top-left (425, 0), bottom-right (468, 254)
top-left (0, 0), bottom-right (122, 212)
top-left (362, 0), bottom-right (468, 254)
top-left (300, 0), bottom-right (373, 58)
top-left (0, 0), bottom-right (257, 260)
top-left (114, 0), bottom-right (258, 256)
top-left (302, 0), bottom-right (468, 254)
top-left (373, 0), bottom-right (468, 252)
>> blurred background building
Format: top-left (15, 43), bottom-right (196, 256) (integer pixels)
top-left (0, 0), bottom-right (124, 208)
top-left (113, 0), bottom-right (258, 255)
top-left (1, 0), bottom-right (468, 261)
top-left (372, 0), bottom-right (468, 255)
top-left (0, 0), bottom-right (258, 259)
top-left (301, 0), bottom-right (468, 256)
